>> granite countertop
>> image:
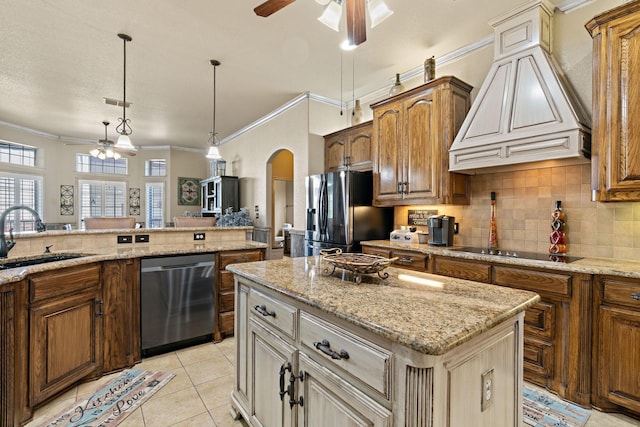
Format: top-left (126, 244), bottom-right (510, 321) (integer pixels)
top-left (227, 256), bottom-right (540, 356)
top-left (0, 240), bottom-right (268, 285)
top-left (362, 240), bottom-right (640, 279)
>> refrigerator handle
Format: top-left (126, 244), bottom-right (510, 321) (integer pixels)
top-left (319, 179), bottom-right (328, 236)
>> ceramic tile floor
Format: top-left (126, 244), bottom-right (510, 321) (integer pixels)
top-left (25, 337), bottom-right (640, 427)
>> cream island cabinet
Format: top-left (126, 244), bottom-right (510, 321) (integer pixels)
top-left (228, 256), bottom-right (539, 427)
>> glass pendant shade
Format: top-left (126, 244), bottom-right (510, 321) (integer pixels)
top-left (115, 134), bottom-right (136, 151)
top-left (90, 148), bottom-right (101, 157)
top-left (318, 0), bottom-right (342, 31)
top-left (368, 0), bottom-right (393, 27)
top-left (389, 73), bottom-right (405, 96)
top-left (206, 144), bottom-right (222, 160)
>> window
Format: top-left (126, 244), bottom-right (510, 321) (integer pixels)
top-left (0, 173), bottom-right (43, 232)
top-left (0, 141), bottom-right (36, 167)
top-left (76, 154), bottom-right (128, 175)
top-left (146, 182), bottom-right (164, 228)
top-left (145, 159), bottom-right (166, 177)
top-left (78, 180), bottom-right (127, 225)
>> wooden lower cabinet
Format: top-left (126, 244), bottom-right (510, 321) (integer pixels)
top-left (424, 253), bottom-right (593, 406)
top-left (592, 275), bottom-right (640, 416)
top-left (29, 264), bottom-right (103, 406)
top-left (0, 279), bottom-right (29, 426)
top-left (215, 249), bottom-right (265, 342)
top-left (102, 258), bottom-right (141, 372)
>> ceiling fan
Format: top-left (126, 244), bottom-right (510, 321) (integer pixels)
top-left (254, 0), bottom-right (368, 46)
top-left (66, 121), bottom-right (136, 158)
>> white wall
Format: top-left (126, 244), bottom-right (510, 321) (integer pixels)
top-left (0, 124), bottom-right (208, 226)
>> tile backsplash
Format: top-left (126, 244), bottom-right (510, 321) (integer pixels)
top-left (395, 164), bottom-right (640, 261)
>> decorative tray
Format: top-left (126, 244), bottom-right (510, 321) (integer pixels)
top-left (320, 248), bottom-right (398, 284)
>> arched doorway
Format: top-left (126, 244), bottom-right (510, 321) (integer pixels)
top-left (266, 149), bottom-right (294, 258)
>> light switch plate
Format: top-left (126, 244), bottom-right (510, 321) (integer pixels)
top-left (481, 368), bottom-right (494, 412)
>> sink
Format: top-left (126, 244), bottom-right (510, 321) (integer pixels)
top-left (0, 254), bottom-right (86, 270)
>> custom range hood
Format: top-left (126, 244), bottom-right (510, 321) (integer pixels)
top-left (449, 0), bottom-right (591, 173)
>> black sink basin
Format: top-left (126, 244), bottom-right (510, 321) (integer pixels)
top-left (0, 254), bottom-right (85, 270)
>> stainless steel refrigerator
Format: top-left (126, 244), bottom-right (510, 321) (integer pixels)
top-left (305, 171), bottom-right (393, 256)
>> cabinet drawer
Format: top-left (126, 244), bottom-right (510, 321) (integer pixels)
top-left (300, 311), bottom-right (392, 399)
top-left (362, 246), bottom-right (391, 258)
top-left (523, 337), bottom-right (554, 384)
top-left (220, 291), bottom-right (234, 312)
top-left (602, 278), bottom-right (640, 309)
top-left (248, 289), bottom-right (297, 339)
top-left (392, 250), bottom-right (428, 271)
top-left (523, 301), bottom-right (555, 340)
top-left (219, 270), bottom-right (235, 292)
top-left (30, 264), bottom-right (101, 303)
top-left (219, 250), bottom-right (263, 269)
top-left (433, 257), bottom-right (491, 283)
top-left (220, 311), bottom-right (234, 335)
top-left (493, 266), bottom-right (571, 297)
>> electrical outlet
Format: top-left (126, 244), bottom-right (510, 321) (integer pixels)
top-left (454, 222), bottom-right (459, 234)
top-left (194, 233), bottom-right (206, 241)
top-left (481, 368), bottom-right (494, 412)
top-left (117, 235), bottom-right (133, 244)
top-left (135, 234), bottom-right (149, 243)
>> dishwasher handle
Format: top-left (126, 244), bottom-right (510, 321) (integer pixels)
top-left (141, 261), bottom-right (215, 273)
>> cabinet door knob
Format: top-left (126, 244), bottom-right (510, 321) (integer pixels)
top-left (631, 293), bottom-right (640, 301)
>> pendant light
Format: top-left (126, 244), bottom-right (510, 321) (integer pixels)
top-left (206, 59), bottom-right (223, 160)
top-left (114, 33), bottom-right (137, 152)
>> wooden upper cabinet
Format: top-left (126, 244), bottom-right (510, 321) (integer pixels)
top-left (371, 76), bottom-right (472, 206)
top-left (324, 120), bottom-right (373, 172)
top-left (586, 1), bottom-right (640, 201)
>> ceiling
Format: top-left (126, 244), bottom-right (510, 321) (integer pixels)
top-left (0, 0), bottom-right (563, 152)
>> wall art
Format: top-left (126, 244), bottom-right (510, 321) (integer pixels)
top-left (178, 177), bottom-right (201, 206)
top-left (60, 185), bottom-right (74, 215)
top-left (129, 187), bottom-right (140, 215)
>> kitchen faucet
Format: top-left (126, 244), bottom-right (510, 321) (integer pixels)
top-left (0, 205), bottom-right (46, 258)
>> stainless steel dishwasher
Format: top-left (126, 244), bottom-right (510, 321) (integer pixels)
top-left (140, 254), bottom-right (215, 357)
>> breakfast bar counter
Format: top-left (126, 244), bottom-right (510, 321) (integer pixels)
top-left (228, 256), bottom-right (539, 426)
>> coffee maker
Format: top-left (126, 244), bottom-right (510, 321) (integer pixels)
top-left (427, 215), bottom-right (455, 246)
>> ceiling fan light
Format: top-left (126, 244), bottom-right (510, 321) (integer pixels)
top-left (97, 151), bottom-right (107, 160)
top-left (318, 1), bottom-right (342, 32)
top-left (115, 134), bottom-right (137, 151)
top-left (206, 145), bottom-right (222, 160)
top-left (105, 147), bottom-right (115, 158)
top-left (368, 0), bottom-right (393, 28)
top-left (90, 148), bottom-right (101, 157)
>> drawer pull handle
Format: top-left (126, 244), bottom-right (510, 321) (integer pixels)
top-left (235, 257), bottom-right (250, 262)
top-left (631, 293), bottom-right (640, 301)
top-left (255, 304), bottom-right (276, 317)
top-left (279, 362), bottom-right (291, 401)
top-left (398, 257), bottom-right (414, 263)
top-left (313, 339), bottom-right (349, 360)
top-left (95, 298), bottom-right (104, 317)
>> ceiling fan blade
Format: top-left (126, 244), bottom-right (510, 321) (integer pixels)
top-left (254, 0), bottom-right (296, 17)
top-left (346, 0), bottom-right (366, 46)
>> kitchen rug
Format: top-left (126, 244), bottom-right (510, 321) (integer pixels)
top-left (523, 386), bottom-right (591, 427)
top-left (40, 369), bottom-right (175, 427)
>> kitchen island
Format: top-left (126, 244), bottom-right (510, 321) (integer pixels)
top-left (228, 256), bottom-right (540, 427)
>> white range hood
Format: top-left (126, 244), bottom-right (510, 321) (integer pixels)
top-left (449, 0), bottom-right (591, 173)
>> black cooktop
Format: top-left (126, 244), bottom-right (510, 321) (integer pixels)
top-left (449, 247), bottom-right (583, 264)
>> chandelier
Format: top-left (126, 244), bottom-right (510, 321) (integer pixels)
top-left (114, 33), bottom-right (137, 152)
